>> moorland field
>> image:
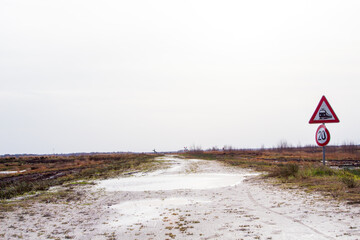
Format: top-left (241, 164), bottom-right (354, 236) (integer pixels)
top-left (1, 144), bottom-right (359, 204)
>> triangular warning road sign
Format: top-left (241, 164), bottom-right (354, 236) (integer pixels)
top-left (309, 96), bottom-right (340, 124)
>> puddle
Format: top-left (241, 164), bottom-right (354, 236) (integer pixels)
top-left (0, 170), bottom-right (26, 174)
top-left (109, 197), bottom-right (210, 226)
top-left (96, 156), bottom-right (254, 192)
top-left (97, 157), bottom-right (250, 226)
top-left (97, 173), bottom-right (247, 192)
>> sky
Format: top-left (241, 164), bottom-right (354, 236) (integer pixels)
top-left (1, 0), bottom-right (359, 154)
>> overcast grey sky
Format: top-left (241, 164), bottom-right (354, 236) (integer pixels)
top-left (1, 0), bottom-right (359, 154)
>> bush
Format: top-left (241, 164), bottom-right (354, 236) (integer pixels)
top-left (347, 169), bottom-right (360, 177)
top-left (269, 164), bottom-right (299, 178)
top-left (311, 166), bottom-right (335, 176)
top-left (341, 176), bottom-right (358, 188)
top-left (0, 181), bottom-right (54, 199)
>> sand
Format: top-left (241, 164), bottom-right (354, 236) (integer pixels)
top-left (1, 155), bottom-right (359, 240)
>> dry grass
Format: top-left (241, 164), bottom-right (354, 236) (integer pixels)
top-left (0, 153), bottom-right (160, 200)
top-left (182, 147), bottom-right (360, 204)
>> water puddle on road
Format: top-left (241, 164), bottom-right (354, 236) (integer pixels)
top-left (96, 156), bottom-right (252, 192)
top-left (96, 173), bottom-right (246, 191)
top-left (96, 157), bottom-right (257, 228)
top-left (0, 170), bottom-right (26, 174)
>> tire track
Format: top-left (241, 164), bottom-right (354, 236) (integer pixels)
top-left (246, 188), bottom-right (335, 240)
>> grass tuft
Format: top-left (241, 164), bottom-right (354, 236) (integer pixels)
top-left (341, 176), bottom-right (358, 188)
top-left (268, 164), bottom-right (299, 178)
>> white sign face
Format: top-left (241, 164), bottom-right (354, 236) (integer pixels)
top-left (315, 125), bottom-right (330, 146)
top-left (313, 101), bottom-right (336, 122)
top-left (317, 128), bottom-right (328, 144)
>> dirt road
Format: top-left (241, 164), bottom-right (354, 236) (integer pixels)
top-left (1, 155), bottom-right (359, 239)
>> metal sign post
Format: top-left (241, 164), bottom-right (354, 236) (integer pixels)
top-left (315, 124), bottom-right (330, 165)
top-left (310, 96), bottom-right (339, 166)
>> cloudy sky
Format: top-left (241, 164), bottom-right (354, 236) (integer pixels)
top-left (1, 0), bottom-right (359, 154)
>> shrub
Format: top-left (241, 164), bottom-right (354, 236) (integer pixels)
top-left (269, 164), bottom-right (299, 178)
top-left (341, 176), bottom-right (358, 188)
top-left (310, 166), bottom-right (335, 176)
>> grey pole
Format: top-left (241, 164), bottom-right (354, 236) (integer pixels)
top-left (322, 123), bottom-right (326, 166)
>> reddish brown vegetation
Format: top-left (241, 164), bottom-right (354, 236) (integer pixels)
top-left (0, 153), bottom-right (158, 199)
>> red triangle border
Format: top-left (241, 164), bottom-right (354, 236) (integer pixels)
top-left (309, 96), bottom-right (340, 124)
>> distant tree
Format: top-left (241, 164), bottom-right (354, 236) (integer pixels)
top-left (189, 145), bottom-right (203, 153)
top-left (277, 140), bottom-right (291, 151)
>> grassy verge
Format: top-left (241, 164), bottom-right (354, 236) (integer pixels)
top-left (0, 153), bottom-right (160, 200)
top-left (267, 164), bottom-right (360, 203)
top-left (183, 150), bottom-right (360, 204)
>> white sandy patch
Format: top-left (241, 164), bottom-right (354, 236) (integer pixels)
top-left (109, 197), bottom-right (211, 226)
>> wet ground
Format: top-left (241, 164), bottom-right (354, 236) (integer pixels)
top-left (1, 155), bottom-right (359, 239)
top-left (96, 157), bottom-right (251, 191)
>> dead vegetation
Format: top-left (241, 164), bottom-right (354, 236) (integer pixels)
top-left (182, 146), bottom-right (360, 204)
top-left (0, 153), bottom-right (160, 200)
